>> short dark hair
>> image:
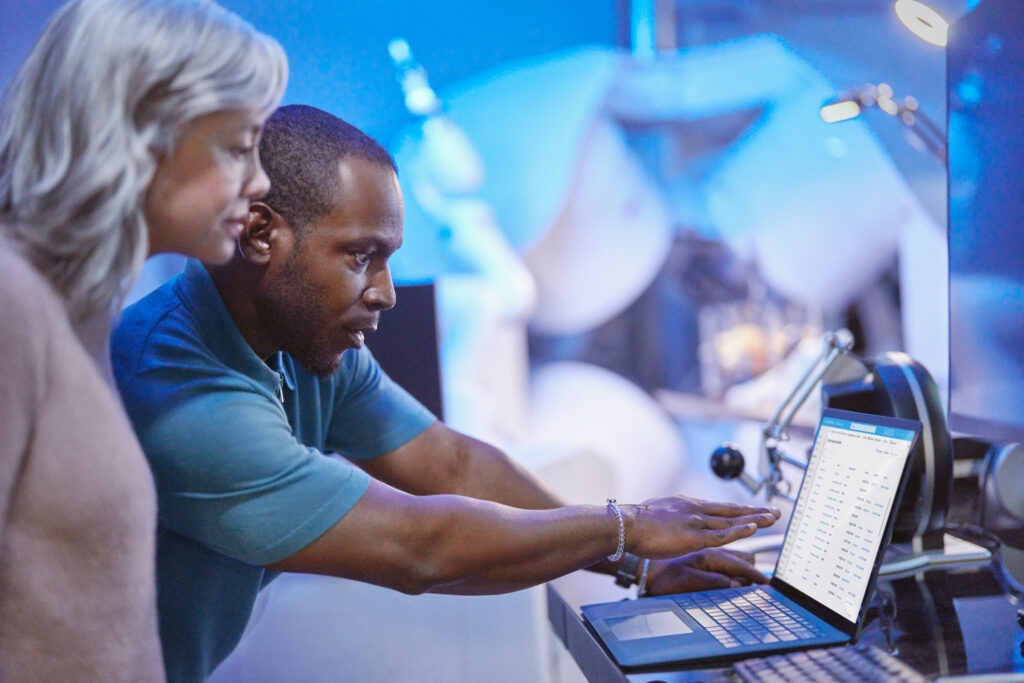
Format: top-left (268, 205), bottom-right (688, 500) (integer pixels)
top-left (258, 104), bottom-right (397, 233)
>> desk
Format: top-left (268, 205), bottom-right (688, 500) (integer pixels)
top-left (547, 554), bottom-right (1024, 682)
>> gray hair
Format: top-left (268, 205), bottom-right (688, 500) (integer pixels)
top-left (0, 0), bottom-right (288, 321)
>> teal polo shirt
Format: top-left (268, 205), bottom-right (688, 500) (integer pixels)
top-left (112, 261), bottom-right (436, 681)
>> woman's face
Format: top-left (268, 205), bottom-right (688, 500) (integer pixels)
top-left (144, 110), bottom-right (270, 264)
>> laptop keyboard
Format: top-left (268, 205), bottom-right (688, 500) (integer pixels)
top-left (732, 642), bottom-right (928, 682)
top-left (672, 587), bottom-right (825, 649)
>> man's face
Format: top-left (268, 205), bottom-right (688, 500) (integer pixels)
top-left (255, 157), bottom-right (403, 376)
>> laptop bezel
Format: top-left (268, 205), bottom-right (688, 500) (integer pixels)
top-left (767, 408), bottom-right (922, 638)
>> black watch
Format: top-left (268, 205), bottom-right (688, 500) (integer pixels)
top-left (614, 552), bottom-right (641, 588)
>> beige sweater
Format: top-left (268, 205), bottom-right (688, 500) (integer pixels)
top-left (0, 241), bottom-right (164, 681)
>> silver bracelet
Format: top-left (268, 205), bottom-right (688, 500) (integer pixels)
top-left (637, 558), bottom-right (651, 598)
top-left (606, 499), bottom-right (625, 562)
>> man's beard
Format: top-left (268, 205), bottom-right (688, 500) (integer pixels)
top-left (255, 267), bottom-right (345, 378)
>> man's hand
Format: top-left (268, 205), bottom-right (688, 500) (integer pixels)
top-left (625, 496), bottom-right (780, 559)
top-left (643, 548), bottom-right (768, 596)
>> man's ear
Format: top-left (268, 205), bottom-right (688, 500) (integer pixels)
top-left (238, 202), bottom-right (278, 265)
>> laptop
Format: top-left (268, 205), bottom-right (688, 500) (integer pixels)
top-left (581, 408), bottom-right (922, 669)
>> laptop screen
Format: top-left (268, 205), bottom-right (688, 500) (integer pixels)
top-left (773, 409), bottom-right (919, 623)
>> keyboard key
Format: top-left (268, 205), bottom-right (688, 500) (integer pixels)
top-left (684, 608), bottom-right (715, 628)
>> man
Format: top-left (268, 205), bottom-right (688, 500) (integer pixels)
top-left (113, 104), bottom-right (779, 680)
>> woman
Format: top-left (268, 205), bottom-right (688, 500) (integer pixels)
top-left (0, 0), bottom-right (286, 678)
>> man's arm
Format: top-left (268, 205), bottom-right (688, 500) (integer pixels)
top-left (264, 478), bottom-right (779, 595)
top-left (355, 421), bottom-right (773, 590)
top-left (358, 421), bottom-right (638, 575)
top-left (356, 422), bottom-right (562, 508)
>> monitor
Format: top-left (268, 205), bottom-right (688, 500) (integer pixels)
top-left (947, 0), bottom-right (1024, 445)
top-left (367, 283), bottom-right (445, 420)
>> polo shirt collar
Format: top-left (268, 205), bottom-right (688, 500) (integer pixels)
top-left (174, 259), bottom-right (282, 391)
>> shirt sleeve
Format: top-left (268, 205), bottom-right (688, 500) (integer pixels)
top-left (118, 349), bottom-right (370, 567)
top-left (324, 346), bottom-right (437, 460)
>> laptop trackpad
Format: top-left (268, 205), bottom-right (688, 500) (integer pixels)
top-left (607, 611), bottom-right (695, 641)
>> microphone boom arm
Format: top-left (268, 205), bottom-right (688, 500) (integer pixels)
top-left (711, 330), bottom-right (855, 503)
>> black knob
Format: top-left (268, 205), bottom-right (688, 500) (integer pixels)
top-left (711, 443), bottom-right (746, 480)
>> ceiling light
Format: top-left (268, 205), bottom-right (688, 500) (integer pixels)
top-left (894, 0), bottom-right (949, 47)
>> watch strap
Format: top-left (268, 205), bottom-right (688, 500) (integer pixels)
top-left (614, 552), bottom-right (642, 588)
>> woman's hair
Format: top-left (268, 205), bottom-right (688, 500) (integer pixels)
top-left (0, 0), bottom-right (287, 321)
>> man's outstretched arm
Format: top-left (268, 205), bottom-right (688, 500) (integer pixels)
top-left (354, 421), bottom-right (775, 591)
top-left (265, 471), bottom-right (779, 595)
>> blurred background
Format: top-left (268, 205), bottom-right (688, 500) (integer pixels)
top-left (1, 0), bottom-right (962, 424)
top-left (2, 1), bottom-right (981, 681)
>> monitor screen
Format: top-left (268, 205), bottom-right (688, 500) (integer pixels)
top-left (947, 0), bottom-right (1024, 444)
